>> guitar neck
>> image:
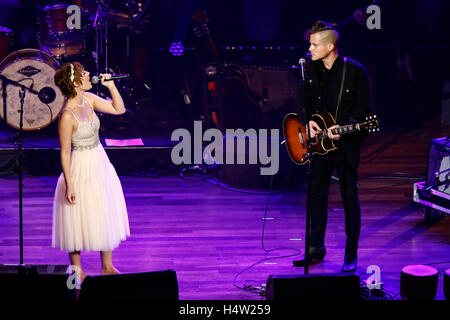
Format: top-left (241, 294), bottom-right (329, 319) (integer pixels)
top-left (318, 123), bottom-right (360, 139)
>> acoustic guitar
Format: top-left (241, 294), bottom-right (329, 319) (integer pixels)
top-left (283, 112), bottom-right (380, 165)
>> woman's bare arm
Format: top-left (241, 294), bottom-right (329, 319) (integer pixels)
top-left (84, 74), bottom-right (126, 115)
top-left (58, 111), bottom-right (76, 204)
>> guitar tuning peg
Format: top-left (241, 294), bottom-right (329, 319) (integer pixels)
top-left (374, 115), bottom-right (377, 118)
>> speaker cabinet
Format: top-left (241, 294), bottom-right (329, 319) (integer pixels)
top-left (444, 268), bottom-right (450, 301)
top-left (266, 273), bottom-right (360, 300)
top-left (0, 264), bottom-right (74, 302)
top-left (80, 270), bottom-right (179, 301)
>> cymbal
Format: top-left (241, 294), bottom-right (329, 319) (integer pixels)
top-left (87, 9), bottom-right (132, 28)
top-left (88, 10), bottom-right (130, 20)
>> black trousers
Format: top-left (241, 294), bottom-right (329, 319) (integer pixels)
top-left (309, 148), bottom-right (361, 259)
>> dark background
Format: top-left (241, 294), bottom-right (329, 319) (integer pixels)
top-left (0, 0), bottom-right (449, 137)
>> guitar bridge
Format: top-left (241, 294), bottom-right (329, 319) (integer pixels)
top-left (298, 131), bottom-right (305, 144)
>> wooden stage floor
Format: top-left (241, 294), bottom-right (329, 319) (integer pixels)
top-left (0, 116), bottom-right (449, 300)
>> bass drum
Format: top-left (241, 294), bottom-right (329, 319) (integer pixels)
top-left (0, 49), bottom-right (65, 130)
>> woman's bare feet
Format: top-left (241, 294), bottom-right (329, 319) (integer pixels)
top-left (68, 266), bottom-right (85, 287)
top-left (101, 266), bottom-right (121, 275)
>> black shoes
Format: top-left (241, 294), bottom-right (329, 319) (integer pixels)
top-left (292, 246), bottom-right (326, 267)
top-left (341, 254), bottom-right (357, 272)
top-left (292, 248), bottom-right (358, 272)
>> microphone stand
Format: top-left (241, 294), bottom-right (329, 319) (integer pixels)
top-left (18, 88), bottom-right (25, 266)
top-left (299, 59), bottom-right (313, 274)
top-left (0, 74), bottom-right (39, 265)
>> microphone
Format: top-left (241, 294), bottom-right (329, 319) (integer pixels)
top-left (299, 58), bottom-right (306, 81)
top-left (38, 87), bottom-right (56, 104)
top-left (90, 74), bottom-right (129, 84)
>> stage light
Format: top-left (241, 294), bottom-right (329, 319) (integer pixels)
top-left (205, 65), bottom-right (217, 76)
top-left (169, 41), bottom-right (184, 56)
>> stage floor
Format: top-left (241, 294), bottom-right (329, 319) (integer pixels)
top-left (0, 117), bottom-right (449, 300)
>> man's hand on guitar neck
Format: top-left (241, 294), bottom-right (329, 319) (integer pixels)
top-left (327, 125), bottom-right (341, 140)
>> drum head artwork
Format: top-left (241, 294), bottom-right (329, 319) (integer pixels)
top-left (0, 49), bottom-right (65, 130)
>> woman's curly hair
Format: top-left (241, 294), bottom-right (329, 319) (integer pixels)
top-left (54, 62), bottom-right (84, 99)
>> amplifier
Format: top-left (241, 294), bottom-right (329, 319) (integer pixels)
top-left (413, 136), bottom-right (450, 216)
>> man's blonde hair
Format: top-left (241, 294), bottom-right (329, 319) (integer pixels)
top-left (310, 20), bottom-right (339, 49)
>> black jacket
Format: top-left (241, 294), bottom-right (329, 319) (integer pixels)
top-left (298, 55), bottom-right (372, 151)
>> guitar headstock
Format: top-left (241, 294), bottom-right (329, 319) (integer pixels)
top-left (193, 10), bottom-right (210, 38)
top-left (360, 115), bottom-right (381, 133)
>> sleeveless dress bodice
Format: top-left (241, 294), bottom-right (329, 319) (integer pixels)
top-left (65, 108), bottom-right (100, 151)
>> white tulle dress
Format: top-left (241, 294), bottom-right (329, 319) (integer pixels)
top-left (52, 98), bottom-right (130, 252)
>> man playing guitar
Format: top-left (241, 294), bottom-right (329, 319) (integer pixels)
top-left (292, 20), bottom-right (372, 272)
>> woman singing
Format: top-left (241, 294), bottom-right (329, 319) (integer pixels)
top-left (52, 62), bottom-right (130, 282)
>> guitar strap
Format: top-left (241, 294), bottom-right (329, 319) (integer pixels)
top-left (334, 57), bottom-right (347, 123)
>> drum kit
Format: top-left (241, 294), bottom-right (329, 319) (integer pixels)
top-left (0, 1), bottom-right (151, 266)
top-left (0, 0), bottom-right (150, 131)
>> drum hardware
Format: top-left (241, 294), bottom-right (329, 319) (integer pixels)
top-left (33, 1), bottom-right (152, 109)
top-left (91, 0), bottom-right (110, 94)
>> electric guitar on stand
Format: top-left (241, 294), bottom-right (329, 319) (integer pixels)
top-left (283, 112), bottom-right (380, 165)
top-left (192, 9), bottom-right (262, 130)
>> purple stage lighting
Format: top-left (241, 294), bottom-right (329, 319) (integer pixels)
top-left (169, 41), bottom-right (184, 56)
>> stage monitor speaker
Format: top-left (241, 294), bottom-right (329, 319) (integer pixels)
top-left (414, 136), bottom-right (450, 217)
top-left (266, 272), bottom-right (360, 300)
top-left (0, 264), bottom-right (74, 302)
top-left (444, 268), bottom-right (450, 301)
top-left (80, 270), bottom-right (179, 301)
top-left (426, 137), bottom-right (449, 195)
